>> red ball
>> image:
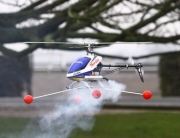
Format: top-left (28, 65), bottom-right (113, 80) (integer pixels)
top-left (143, 90), bottom-right (152, 100)
top-left (92, 90), bottom-right (101, 99)
top-left (74, 95), bottom-right (82, 103)
top-left (24, 95), bottom-right (33, 104)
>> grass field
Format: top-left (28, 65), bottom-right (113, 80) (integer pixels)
top-left (0, 117), bottom-right (30, 137)
top-left (1, 112), bottom-right (180, 138)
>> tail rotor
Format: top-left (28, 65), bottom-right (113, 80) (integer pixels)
top-left (127, 56), bottom-right (144, 82)
top-left (135, 63), bottom-right (144, 82)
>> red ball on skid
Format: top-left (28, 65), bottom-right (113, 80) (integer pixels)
top-left (73, 95), bottom-right (82, 103)
top-left (142, 90), bottom-right (152, 100)
top-left (24, 95), bottom-right (33, 104)
top-left (92, 90), bottom-right (101, 99)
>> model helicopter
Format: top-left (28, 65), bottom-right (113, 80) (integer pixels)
top-left (23, 41), bottom-right (152, 104)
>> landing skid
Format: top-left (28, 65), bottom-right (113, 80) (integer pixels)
top-left (65, 79), bottom-right (149, 97)
top-left (66, 76), bottom-right (108, 90)
top-left (66, 79), bottom-right (108, 90)
top-left (85, 76), bottom-right (108, 81)
top-left (23, 79), bottom-right (152, 104)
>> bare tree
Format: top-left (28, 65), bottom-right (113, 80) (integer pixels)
top-left (0, 0), bottom-right (180, 96)
top-left (0, 0), bottom-right (179, 57)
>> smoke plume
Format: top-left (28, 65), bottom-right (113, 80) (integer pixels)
top-left (14, 80), bottom-right (126, 138)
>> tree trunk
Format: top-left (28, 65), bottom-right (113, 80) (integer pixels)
top-left (159, 52), bottom-right (180, 96)
top-left (0, 55), bottom-right (32, 97)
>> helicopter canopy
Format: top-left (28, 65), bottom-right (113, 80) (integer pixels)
top-left (67, 57), bottom-right (91, 73)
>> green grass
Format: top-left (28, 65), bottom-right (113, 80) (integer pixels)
top-left (70, 112), bottom-right (180, 138)
top-left (0, 116), bottom-right (29, 136)
top-left (1, 112), bottom-right (180, 138)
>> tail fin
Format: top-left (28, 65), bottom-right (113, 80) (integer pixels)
top-left (135, 63), bottom-right (144, 82)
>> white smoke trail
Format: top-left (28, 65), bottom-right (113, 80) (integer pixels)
top-left (13, 80), bottom-right (126, 138)
top-left (101, 80), bottom-right (126, 102)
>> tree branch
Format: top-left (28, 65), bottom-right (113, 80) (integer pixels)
top-left (98, 16), bottom-right (123, 31)
top-left (105, 9), bottom-right (145, 18)
top-left (145, 19), bottom-right (180, 34)
top-left (108, 0), bottom-right (180, 42)
top-left (128, 0), bottom-right (180, 32)
top-left (0, 0), bottom-right (68, 27)
top-left (0, 27), bottom-right (36, 43)
top-left (20, 0), bottom-right (47, 11)
top-left (0, 0), bottom-right (25, 7)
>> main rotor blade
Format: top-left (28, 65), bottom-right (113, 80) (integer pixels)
top-left (23, 42), bottom-right (111, 48)
top-left (23, 42), bottom-right (87, 48)
top-left (23, 41), bottom-right (152, 45)
top-left (95, 42), bottom-right (152, 44)
top-left (23, 42), bottom-right (84, 45)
